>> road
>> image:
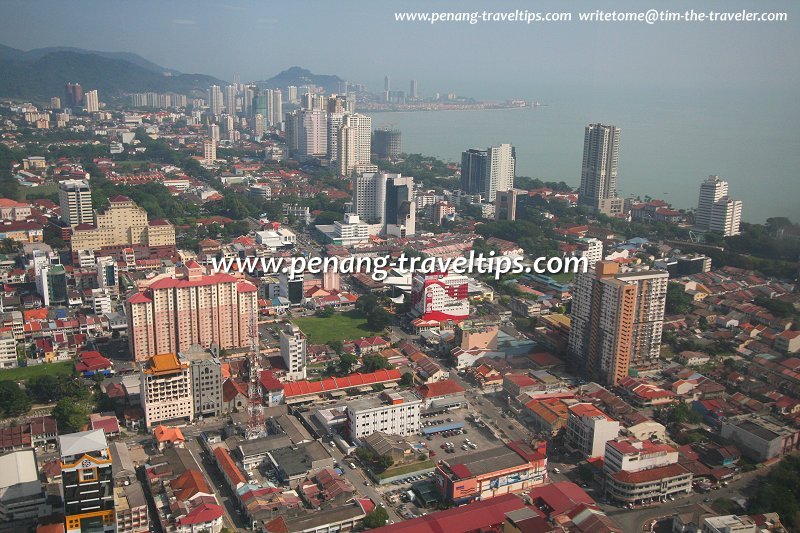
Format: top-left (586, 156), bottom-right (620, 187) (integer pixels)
top-left (323, 441), bottom-right (402, 523)
top-left (608, 467), bottom-right (768, 532)
top-left (448, 372), bottom-right (532, 443)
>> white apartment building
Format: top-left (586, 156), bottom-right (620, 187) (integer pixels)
top-left (346, 391), bottom-right (422, 442)
top-left (486, 143), bottom-right (515, 202)
top-left (352, 172), bottom-right (387, 223)
top-left (280, 323), bottom-right (307, 380)
top-left (140, 353), bottom-right (194, 429)
top-left (410, 272), bottom-right (471, 322)
top-left (575, 237), bottom-right (603, 269)
top-left (709, 197), bottom-right (742, 237)
top-left (337, 113), bottom-right (372, 176)
top-left (0, 329), bottom-right (17, 369)
top-left (603, 438), bottom-right (679, 474)
top-left (565, 403), bottom-right (620, 459)
top-left (84, 89), bottom-right (99, 113)
top-left (58, 179), bottom-right (93, 226)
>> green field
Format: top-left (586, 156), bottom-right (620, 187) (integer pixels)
top-left (293, 310), bottom-right (382, 344)
top-left (19, 183), bottom-right (57, 200)
top-left (378, 459), bottom-right (435, 480)
top-left (549, 271), bottom-right (576, 284)
top-left (0, 360), bottom-right (74, 382)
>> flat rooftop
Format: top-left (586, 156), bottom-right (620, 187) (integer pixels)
top-left (445, 445), bottom-right (528, 479)
top-left (735, 420), bottom-right (781, 441)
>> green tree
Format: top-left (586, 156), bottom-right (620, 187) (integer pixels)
top-left (0, 381), bottom-right (31, 417)
top-left (366, 308), bottom-right (391, 331)
top-left (52, 399), bottom-right (89, 433)
top-left (576, 463), bottom-right (595, 484)
top-left (362, 354), bottom-right (392, 373)
top-left (400, 372), bottom-right (414, 386)
top-left (338, 353), bottom-right (359, 375)
top-left (378, 454), bottom-right (394, 471)
top-left (363, 506), bottom-right (389, 529)
top-left (666, 282), bottom-right (693, 315)
top-left (328, 340), bottom-right (344, 355)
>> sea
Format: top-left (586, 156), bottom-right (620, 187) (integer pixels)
top-left (366, 85), bottom-right (800, 224)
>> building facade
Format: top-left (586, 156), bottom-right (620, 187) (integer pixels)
top-left (565, 403), bottom-right (620, 459)
top-left (60, 429), bottom-right (115, 533)
top-left (126, 261), bottom-right (258, 361)
top-left (410, 272), bottom-right (470, 322)
top-left (279, 323), bottom-right (307, 381)
top-left (58, 179), bottom-right (93, 226)
top-left (346, 391), bottom-right (422, 441)
top-left (578, 123), bottom-right (623, 215)
top-left (140, 353), bottom-right (194, 428)
top-left (568, 261), bottom-right (668, 384)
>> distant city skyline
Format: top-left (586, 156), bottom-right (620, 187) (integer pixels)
top-left (0, 0), bottom-right (797, 100)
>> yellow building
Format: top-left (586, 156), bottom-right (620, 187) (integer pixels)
top-left (70, 195), bottom-right (175, 255)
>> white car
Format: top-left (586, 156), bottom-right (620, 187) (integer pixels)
top-left (552, 467), bottom-right (561, 474)
top-left (349, 462), bottom-right (356, 469)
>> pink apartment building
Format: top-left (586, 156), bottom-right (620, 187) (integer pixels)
top-left (127, 261), bottom-right (258, 361)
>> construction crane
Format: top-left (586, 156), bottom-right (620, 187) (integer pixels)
top-left (245, 312), bottom-right (265, 440)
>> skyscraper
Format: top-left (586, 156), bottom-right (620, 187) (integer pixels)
top-left (126, 261), bottom-right (258, 362)
top-left (285, 109), bottom-right (327, 159)
top-left (203, 138), bottom-right (216, 164)
top-left (208, 85), bottom-right (224, 115)
top-left (84, 89), bottom-right (99, 113)
top-left (695, 175), bottom-right (728, 230)
top-left (578, 123), bottom-right (623, 215)
top-left (58, 179), bottom-right (93, 226)
top-left (709, 197), bottom-right (743, 237)
top-left (208, 123), bottom-right (220, 141)
top-left (64, 82), bottom-right (83, 107)
top-left (385, 174), bottom-right (415, 237)
top-left (287, 85), bottom-right (298, 104)
top-left (495, 189), bottom-right (518, 221)
top-left (373, 128), bottom-right (402, 159)
top-left (351, 171), bottom-right (387, 223)
top-left (568, 261), bottom-right (668, 385)
top-left (410, 79), bottom-right (418, 99)
top-left (60, 429), bottom-right (115, 532)
top-left (696, 175), bottom-right (742, 236)
top-left (271, 89), bottom-right (283, 127)
top-left (326, 112), bottom-right (344, 161)
top-left (384, 75), bottom-right (391, 92)
top-left (337, 113), bottom-right (372, 176)
top-left (224, 84), bottom-right (237, 113)
top-left (460, 144), bottom-right (515, 202)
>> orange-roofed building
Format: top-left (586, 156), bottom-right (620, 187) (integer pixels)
top-left (141, 353), bottom-right (193, 429)
top-left (152, 425), bottom-right (185, 450)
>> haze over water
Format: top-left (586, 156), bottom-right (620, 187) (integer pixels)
top-left (369, 84), bottom-right (800, 224)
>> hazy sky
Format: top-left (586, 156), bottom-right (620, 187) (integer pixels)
top-left (0, 0), bottom-right (798, 99)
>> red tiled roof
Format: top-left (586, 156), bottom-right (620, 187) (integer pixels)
top-left (213, 446), bottom-right (246, 486)
top-left (258, 370), bottom-right (283, 392)
top-left (171, 469), bottom-right (211, 500)
top-left (416, 379), bottom-right (465, 398)
top-left (153, 425), bottom-right (185, 443)
top-left (609, 463), bottom-right (688, 484)
top-left (527, 481), bottom-right (596, 517)
top-left (176, 502), bottom-right (224, 526)
top-left (126, 292), bottom-right (152, 304)
top-left (148, 272), bottom-right (240, 290)
top-left (373, 493), bottom-right (526, 533)
top-left (282, 369), bottom-right (402, 398)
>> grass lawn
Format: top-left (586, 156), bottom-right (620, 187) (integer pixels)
top-left (549, 271), bottom-right (576, 284)
top-left (0, 360), bottom-right (74, 382)
top-left (293, 310), bottom-right (382, 345)
top-left (377, 459), bottom-right (435, 480)
top-left (19, 183), bottom-right (57, 199)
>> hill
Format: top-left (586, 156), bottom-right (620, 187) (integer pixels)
top-left (0, 43), bottom-right (180, 74)
top-left (258, 66), bottom-right (344, 93)
top-left (0, 49), bottom-right (225, 101)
